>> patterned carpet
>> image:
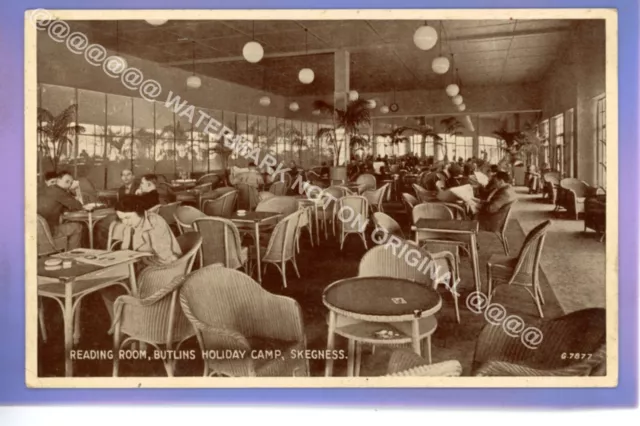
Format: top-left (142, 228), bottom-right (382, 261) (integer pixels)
top-left (38, 194), bottom-right (571, 378)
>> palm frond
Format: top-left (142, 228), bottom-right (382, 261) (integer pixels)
top-left (312, 100), bottom-right (335, 116)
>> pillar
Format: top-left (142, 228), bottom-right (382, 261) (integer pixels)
top-left (334, 49), bottom-right (350, 166)
top-left (472, 114), bottom-right (480, 158)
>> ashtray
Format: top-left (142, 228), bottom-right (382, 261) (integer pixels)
top-left (237, 210), bottom-right (247, 216)
top-left (44, 259), bottom-right (62, 267)
top-left (374, 329), bottom-right (401, 339)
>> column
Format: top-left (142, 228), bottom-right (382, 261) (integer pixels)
top-left (472, 114), bottom-right (480, 159)
top-left (334, 49), bottom-right (349, 166)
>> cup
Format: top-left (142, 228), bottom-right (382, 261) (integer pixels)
top-left (62, 260), bottom-right (73, 269)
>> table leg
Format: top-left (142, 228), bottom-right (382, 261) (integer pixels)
top-left (73, 300), bottom-right (81, 345)
top-left (469, 233), bottom-right (481, 293)
top-left (87, 215), bottom-right (94, 249)
top-left (354, 342), bottom-right (362, 377)
top-left (314, 206), bottom-right (320, 245)
top-left (411, 318), bottom-right (421, 356)
top-left (347, 339), bottom-right (355, 377)
top-left (324, 311), bottom-right (336, 377)
top-left (63, 281), bottom-right (74, 377)
top-left (255, 222), bottom-right (262, 283)
top-left (128, 263), bottom-right (138, 296)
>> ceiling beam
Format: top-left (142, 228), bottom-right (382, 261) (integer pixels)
top-left (164, 48), bottom-right (337, 66)
top-left (447, 26), bottom-right (571, 42)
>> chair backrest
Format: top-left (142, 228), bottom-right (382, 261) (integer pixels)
top-left (256, 196), bottom-right (298, 217)
top-left (334, 186), bottom-right (354, 196)
top-left (174, 205), bottom-right (207, 234)
top-left (365, 183), bottom-right (390, 209)
top-left (372, 212), bottom-right (405, 240)
top-left (193, 217), bottom-right (245, 269)
top-left (197, 173), bottom-right (221, 187)
top-left (356, 173), bottom-right (377, 191)
top-left (412, 202), bottom-right (453, 224)
top-left (560, 178), bottom-right (590, 197)
top-left (157, 201), bottom-right (181, 226)
top-left (358, 243), bottom-right (455, 289)
top-left (147, 204), bottom-right (161, 214)
top-left (497, 200), bottom-right (517, 234)
top-left (263, 210), bottom-right (303, 263)
top-left (511, 220), bottom-right (552, 280)
top-left (269, 181), bottom-right (287, 196)
top-left (236, 182), bottom-right (259, 211)
top-left (107, 221), bottom-right (133, 251)
top-left (413, 183), bottom-right (437, 203)
top-left (402, 193), bottom-right (418, 214)
top-left (156, 182), bottom-right (176, 204)
top-left (137, 232), bottom-right (202, 299)
top-left (179, 264), bottom-right (304, 341)
top-left (37, 214), bottom-right (61, 256)
top-left (203, 190), bottom-right (238, 218)
top-left (337, 195), bottom-right (369, 233)
top-left (156, 174), bottom-right (169, 184)
top-left (324, 186), bottom-right (346, 200)
top-left (194, 182), bottom-right (212, 194)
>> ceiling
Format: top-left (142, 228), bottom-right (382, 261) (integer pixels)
top-left (66, 19), bottom-right (576, 96)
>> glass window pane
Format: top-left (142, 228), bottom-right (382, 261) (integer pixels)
top-left (106, 95), bottom-right (132, 187)
top-left (132, 98), bottom-right (155, 176)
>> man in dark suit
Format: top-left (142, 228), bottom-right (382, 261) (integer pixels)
top-left (37, 171), bottom-right (84, 249)
top-left (476, 171), bottom-right (518, 232)
top-left (118, 169), bottom-right (139, 200)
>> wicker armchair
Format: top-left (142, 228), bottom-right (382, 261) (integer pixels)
top-left (337, 196), bottom-right (369, 251)
top-left (316, 187), bottom-right (343, 239)
top-left (157, 201), bottom-right (181, 234)
top-left (481, 200), bottom-right (517, 255)
top-left (542, 172), bottom-right (561, 205)
top-left (487, 220), bottom-right (552, 318)
top-left (401, 193), bottom-right (418, 216)
top-left (110, 232), bottom-right (202, 376)
top-left (473, 308), bottom-right (606, 376)
top-left (199, 186), bottom-right (237, 212)
top-left (202, 190), bottom-right (238, 218)
top-left (106, 221), bottom-right (133, 251)
top-left (174, 205), bottom-right (207, 235)
top-left (179, 264), bottom-right (309, 377)
top-left (196, 173), bottom-right (221, 187)
top-left (356, 173), bottom-right (377, 192)
top-left (372, 212), bottom-right (405, 241)
top-left (363, 183), bottom-right (390, 213)
top-left (175, 182), bottom-right (212, 207)
top-left (37, 214), bottom-right (68, 256)
top-left (236, 183), bottom-right (260, 211)
top-left (413, 183), bottom-right (438, 203)
top-left (269, 181), bottom-right (287, 196)
top-left (386, 348), bottom-right (463, 376)
top-left (558, 178), bottom-right (590, 219)
top-left (192, 217), bottom-right (248, 271)
top-left (585, 189), bottom-right (606, 241)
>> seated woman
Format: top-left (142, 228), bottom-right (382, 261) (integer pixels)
top-left (527, 164), bottom-right (542, 194)
top-left (100, 195), bottom-right (182, 318)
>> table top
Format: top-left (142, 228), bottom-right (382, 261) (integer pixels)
top-left (63, 208), bottom-right (115, 220)
top-left (229, 211), bottom-right (282, 224)
top-left (413, 219), bottom-right (478, 233)
top-left (323, 276), bottom-right (442, 322)
top-left (37, 249), bottom-right (142, 280)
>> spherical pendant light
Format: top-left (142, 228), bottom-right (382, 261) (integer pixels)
top-left (186, 75), bottom-right (201, 89)
top-left (445, 84), bottom-right (460, 97)
top-left (289, 102), bottom-right (299, 112)
top-left (452, 95), bottom-right (463, 106)
top-left (298, 68), bottom-right (315, 84)
top-left (413, 25), bottom-right (438, 51)
top-left (146, 19), bottom-right (168, 26)
top-left (367, 99), bottom-right (377, 109)
top-left (259, 96), bottom-right (271, 107)
top-left (431, 56), bottom-right (450, 74)
top-left (312, 109), bottom-right (321, 116)
top-left (348, 90), bottom-right (359, 101)
top-left (243, 41), bottom-right (264, 63)
top-left (457, 103), bottom-right (466, 112)
top-left (380, 105), bottom-right (390, 114)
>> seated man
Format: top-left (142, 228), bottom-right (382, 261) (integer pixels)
top-left (527, 164), bottom-right (542, 194)
top-left (474, 171), bottom-right (517, 231)
top-left (37, 170), bottom-right (84, 249)
top-left (118, 168), bottom-right (139, 199)
top-left (319, 162), bottom-right (330, 179)
top-left (231, 162), bottom-right (265, 189)
top-left (460, 162), bottom-right (482, 196)
top-left (44, 171), bottom-right (59, 188)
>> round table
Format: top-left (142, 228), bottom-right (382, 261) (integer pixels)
top-left (323, 276), bottom-right (442, 377)
top-left (62, 207), bottom-right (115, 249)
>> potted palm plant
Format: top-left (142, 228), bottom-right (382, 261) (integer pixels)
top-left (493, 125), bottom-right (541, 180)
top-left (313, 98), bottom-right (371, 180)
top-left (37, 104), bottom-right (85, 178)
top-left (440, 117), bottom-right (464, 163)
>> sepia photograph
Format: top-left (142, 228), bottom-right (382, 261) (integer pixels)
top-left (26, 9), bottom-right (617, 387)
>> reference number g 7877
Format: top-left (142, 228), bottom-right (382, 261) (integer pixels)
top-left (561, 352), bottom-right (592, 360)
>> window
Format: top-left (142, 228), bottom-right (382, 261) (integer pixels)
top-left (596, 96), bottom-right (606, 187)
top-left (454, 135), bottom-right (473, 162)
top-left (552, 114), bottom-right (564, 175)
top-left (539, 120), bottom-right (550, 167)
top-left (564, 108), bottom-right (574, 177)
top-left (479, 136), bottom-right (504, 164)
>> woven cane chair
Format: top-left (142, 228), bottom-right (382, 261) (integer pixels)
top-left (192, 217), bottom-right (248, 272)
top-left (251, 210), bottom-right (304, 288)
top-left (196, 173), bottom-right (221, 187)
top-left (559, 178), bottom-right (590, 219)
top-left (337, 196), bottom-right (370, 251)
top-left (202, 190), bottom-right (238, 218)
top-left (179, 264), bottom-right (309, 377)
top-left (543, 172), bottom-right (561, 205)
top-left (199, 186), bottom-right (236, 211)
top-left (479, 200), bottom-right (517, 255)
top-left (386, 348), bottom-right (463, 376)
top-left (106, 221), bottom-right (133, 251)
top-left (316, 187), bottom-right (343, 239)
top-left (401, 193), bottom-right (418, 216)
top-left (487, 220), bottom-right (552, 318)
top-left (175, 183), bottom-right (212, 207)
top-left (37, 214), bottom-right (68, 257)
top-left (413, 183), bottom-right (438, 203)
top-left (157, 201), bottom-right (181, 234)
top-left (371, 212), bottom-right (405, 241)
top-left (363, 183), bottom-right (390, 213)
top-left (473, 308), bottom-right (606, 376)
top-left (295, 203), bottom-right (315, 252)
top-left (334, 185), bottom-right (355, 196)
top-left (236, 182), bottom-right (260, 211)
top-left (256, 196), bottom-right (298, 217)
top-left (356, 173), bottom-right (377, 192)
top-left (269, 181), bottom-right (287, 196)
top-left (110, 232), bottom-right (202, 377)
top-left (174, 205), bottom-right (207, 235)
top-left (259, 191), bottom-right (275, 202)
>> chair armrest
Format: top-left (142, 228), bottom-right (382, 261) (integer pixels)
top-left (253, 295), bottom-right (306, 343)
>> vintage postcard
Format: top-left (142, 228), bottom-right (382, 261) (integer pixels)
top-left (25, 8), bottom-right (618, 388)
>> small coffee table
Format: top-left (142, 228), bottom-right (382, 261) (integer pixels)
top-left (62, 207), bottom-right (115, 249)
top-left (323, 276), bottom-right (442, 377)
top-left (230, 211), bottom-right (282, 283)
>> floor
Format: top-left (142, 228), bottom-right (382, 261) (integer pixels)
top-left (37, 187), bottom-right (606, 377)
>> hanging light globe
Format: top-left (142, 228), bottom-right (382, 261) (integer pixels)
top-left (298, 68), bottom-right (315, 84)
top-left (259, 96), bottom-right (271, 107)
top-left (186, 75), bottom-right (201, 89)
top-left (242, 41), bottom-right (264, 63)
top-left (289, 102), bottom-right (299, 112)
top-left (312, 109), bottom-right (321, 116)
top-left (431, 56), bottom-right (450, 74)
top-left (367, 99), bottom-right (377, 109)
top-left (445, 84), bottom-right (460, 97)
top-left (146, 19), bottom-right (168, 26)
top-left (457, 103), bottom-right (466, 112)
top-left (452, 95), bottom-right (463, 106)
top-left (380, 105), bottom-right (390, 114)
top-left (413, 25), bottom-right (438, 51)
top-left (348, 90), bottom-right (359, 101)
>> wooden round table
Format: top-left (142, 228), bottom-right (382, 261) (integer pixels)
top-left (323, 276), bottom-right (442, 377)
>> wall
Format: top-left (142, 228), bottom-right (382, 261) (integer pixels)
top-left (540, 20), bottom-right (606, 184)
top-left (37, 33), bottom-right (288, 117)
